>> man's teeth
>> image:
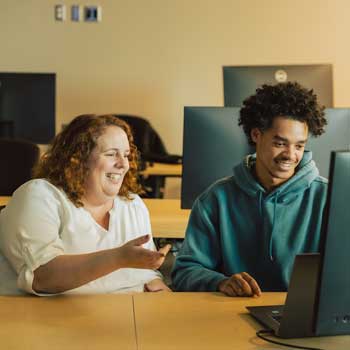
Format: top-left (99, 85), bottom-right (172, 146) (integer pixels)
top-left (277, 160), bottom-right (293, 165)
top-left (276, 160), bottom-right (294, 168)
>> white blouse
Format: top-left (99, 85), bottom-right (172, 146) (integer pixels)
top-left (0, 179), bottom-right (161, 295)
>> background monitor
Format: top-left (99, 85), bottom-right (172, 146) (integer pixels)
top-left (181, 107), bottom-right (253, 209)
top-left (0, 72), bottom-right (56, 144)
top-left (223, 64), bottom-right (333, 108)
top-left (307, 109), bottom-right (350, 176)
top-left (181, 107), bottom-right (350, 209)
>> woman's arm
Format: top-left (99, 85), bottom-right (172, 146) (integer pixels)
top-left (33, 235), bottom-right (171, 293)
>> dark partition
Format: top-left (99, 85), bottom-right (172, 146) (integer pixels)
top-left (0, 72), bottom-right (55, 144)
top-left (181, 107), bottom-right (252, 209)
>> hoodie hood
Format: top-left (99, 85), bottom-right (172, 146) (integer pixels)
top-left (232, 150), bottom-right (320, 203)
top-left (232, 150), bottom-right (320, 261)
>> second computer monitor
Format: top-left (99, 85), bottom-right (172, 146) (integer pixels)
top-left (181, 107), bottom-right (252, 209)
top-left (223, 64), bottom-right (333, 108)
top-left (307, 109), bottom-right (350, 176)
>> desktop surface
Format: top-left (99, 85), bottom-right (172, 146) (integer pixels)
top-left (0, 294), bottom-right (136, 350)
top-left (1, 293), bottom-right (349, 350)
top-left (143, 198), bottom-right (189, 238)
top-left (133, 292), bottom-right (349, 350)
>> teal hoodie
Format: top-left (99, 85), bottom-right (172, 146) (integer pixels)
top-left (172, 151), bottom-right (328, 292)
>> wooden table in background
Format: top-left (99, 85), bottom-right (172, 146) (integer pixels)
top-left (144, 199), bottom-right (190, 238)
top-left (139, 162), bottom-right (182, 198)
top-left (140, 162), bottom-right (182, 177)
top-left (0, 196), bottom-right (10, 206)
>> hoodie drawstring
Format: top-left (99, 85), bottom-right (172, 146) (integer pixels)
top-left (269, 194), bottom-right (279, 261)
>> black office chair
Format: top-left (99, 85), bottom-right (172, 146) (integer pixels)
top-left (0, 120), bottom-right (14, 138)
top-left (114, 115), bottom-right (182, 198)
top-left (115, 115), bottom-right (182, 164)
top-left (0, 138), bottom-right (40, 196)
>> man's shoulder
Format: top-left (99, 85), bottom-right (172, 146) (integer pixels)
top-left (203, 175), bottom-right (235, 192)
top-left (313, 175), bottom-right (328, 184)
top-left (311, 175), bottom-right (328, 189)
top-left (303, 176), bottom-right (328, 204)
top-left (197, 175), bottom-right (239, 204)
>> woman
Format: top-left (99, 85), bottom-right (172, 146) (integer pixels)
top-left (0, 114), bottom-right (171, 295)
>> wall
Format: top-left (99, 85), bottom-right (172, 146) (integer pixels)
top-left (1, 0), bottom-right (349, 154)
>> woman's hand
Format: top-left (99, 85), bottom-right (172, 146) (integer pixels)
top-left (144, 278), bottom-right (172, 292)
top-left (116, 234), bottom-right (171, 270)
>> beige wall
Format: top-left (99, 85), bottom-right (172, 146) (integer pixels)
top-left (1, 0), bottom-right (349, 153)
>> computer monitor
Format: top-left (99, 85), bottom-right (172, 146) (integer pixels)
top-left (315, 150), bottom-right (350, 335)
top-left (247, 151), bottom-right (350, 338)
top-left (0, 72), bottom-right (56, 144)
top-left (307, 108), bottom-right (350, 176)
top-left (181, 107), bottom-right (350, 209)
top-left (181, 107), bottom-right (253, 209)
top-left (223, 64), bottom-right (333, 108)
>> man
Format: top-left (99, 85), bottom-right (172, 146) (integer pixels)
top-left (172, 82), bottom-right (328, 297)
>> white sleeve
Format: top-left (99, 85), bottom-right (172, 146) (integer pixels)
top-left (0, 180), bottom-right (65, 295)
top-left (133, 196), bottom-right (162, 282)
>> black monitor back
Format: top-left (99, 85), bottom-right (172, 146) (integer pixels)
top-left (181, 107), bottom-right (252, 209)
top-left (307, 108), bottom-right (350, 177)
top-left (315, 151), bottom-right (350, 335)
top-left (0, 72), bottom-right (56, 144)
top-left (223, 64), bottom-right (333, 108)
top-left (181, 107), bottom-right (350, 209)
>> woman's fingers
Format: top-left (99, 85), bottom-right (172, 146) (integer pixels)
top-left (158, 244), bottom-right (171, 257)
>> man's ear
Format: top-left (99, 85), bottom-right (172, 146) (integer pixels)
top-left (250, 128), bottom-right (261, 143)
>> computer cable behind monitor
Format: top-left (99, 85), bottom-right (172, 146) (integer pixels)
top-left (256, 329), bottom-right (325, 350)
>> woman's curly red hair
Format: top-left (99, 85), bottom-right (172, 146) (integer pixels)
top-left (33, 114), bottom-right (143, 207)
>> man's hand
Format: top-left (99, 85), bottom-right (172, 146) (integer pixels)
top-left (144, 278), bottom-right (172, 292)
top-left (218, 272), bottom-right (261, 297)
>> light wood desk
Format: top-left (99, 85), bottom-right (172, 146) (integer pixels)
top-left (0, 294), bottom-right (136, 350)
top-left (0, 196), bottom-right (10, 206)
top-left (140, 162), bottom-right (182, 177)
top-left (1, 293), bottom-right (350, 349)
top-left (134, 292), bottom-right (350, 350)
top-left (144, 199), bottom-right (190, 238)
top-left (139, 162), bottom-right (182, 198)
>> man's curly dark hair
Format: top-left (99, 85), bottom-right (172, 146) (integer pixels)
top-left (239, 82), bottom-right (327, 145)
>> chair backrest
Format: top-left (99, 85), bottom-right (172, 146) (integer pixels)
top-left (115, 114), bottom-right (167, 154)
top-left (0, 138), bottom-right (40, 195)
top-left (115, 115), bottom-right (182, 164)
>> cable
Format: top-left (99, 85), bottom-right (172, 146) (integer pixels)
top-left (256, 329), bottom-right (325, 350)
